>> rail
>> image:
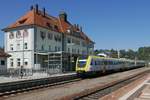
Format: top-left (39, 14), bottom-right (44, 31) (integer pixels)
top-left (0, 73), bottom-right (78, 96)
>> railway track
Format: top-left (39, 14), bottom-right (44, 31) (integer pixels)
top-left (0, 68), bottom-right (149, 100)
top-left (0, 73), bottom-right (81, 98)
top-left (74, 70), bottom-right (149, 100)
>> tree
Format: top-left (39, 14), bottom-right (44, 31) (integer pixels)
top-left (137, 47), bottom-right (150, 61)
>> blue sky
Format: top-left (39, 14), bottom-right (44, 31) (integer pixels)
top-left (0, 0), bottom-right (150, 50)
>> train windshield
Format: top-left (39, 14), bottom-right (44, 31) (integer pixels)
top-left (77, 56), bottom-right (88, 68)
top-left (78, 59), bottom-right (87, 68)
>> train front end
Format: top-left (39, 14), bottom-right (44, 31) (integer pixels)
top-left (76, 56), bottom-right (89, 75)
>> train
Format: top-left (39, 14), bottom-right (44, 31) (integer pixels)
top-left (76, 55), bottom-right (145, 76)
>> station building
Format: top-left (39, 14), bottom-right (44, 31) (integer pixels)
top-left (2, 5), bottom-right (94, 74)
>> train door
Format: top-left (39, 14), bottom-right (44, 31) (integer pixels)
top-left (102, 59), bottom-right (106, 73)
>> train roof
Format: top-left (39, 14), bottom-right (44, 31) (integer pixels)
top-left (88, 55), bottom-right (145, 62)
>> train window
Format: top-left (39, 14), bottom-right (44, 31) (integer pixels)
top-left (115, 61), bottom-right (118, 65)
top-left (107, 61), bottom-right (110, 65)
top-left (101, 60), bottom-right (104, 65)
top-left (114, 61), bottom-right (116, 65)
top-left (91, 60), bottom-right (94, 65)
top-left (79, 56), bottom-right (88, 60)
top-left (110, 61), bottom-right (113, 65)
top-left (104, 61), bottom-right (107, 65)
top-left (78, 59), bottom-right (87, 68)
top-left (108, 61), bottom-right (110, 65)
top-left (113, 61), bottom-right (115, 65)
top-left (97, 60), bottom-right (100, 65)
top-left (99, 61), bottom-right (102, 65)
top-left (95, 61), bottom-right (98, 65)
top-left (98, 61), bottom-right (101, 65)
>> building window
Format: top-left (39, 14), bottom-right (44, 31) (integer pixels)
top-left (24, 59), bottom-right (28, 66)
top-left (74, 49), bottom-right (76, 54)
top-left (78, 49), bottom-right (80, 54)
top-left (58, 47), bottom-right (61, 51)
top-left (9, 32), bottom-right (14, 39)
top-left (46, 22), bottom-right (53, 29)
top-left (23, 29), bottom-right (28, 37)
top-left (54, 35), bottom-right (58, 41)
top-left (10, 44), bottom-right (13, 51)
top-left (48, 33), bottom-right (53, 40)
top-left (54, 35), bottom-right (61, 42)
top-left (19, 18), bottom-right (27, 24)
top-left (41, 45), bottom-right (44, 51)
top-left (54, 25), bottom-right (59, 31)
top-left (24, 61), bottom-right (28, 66)
top-left (10, 59), bottom-right (13, 67)
top-left (17, 43), bottom-right (20, 50)
top-left (24, 43), bottom-right (28, 49)
top-left (55, 46), bottom-right (57, 51)
top-left (68, 48), bottom-right (70, 52)
top-left (40, 31), bottom-right (46, 40)
top-left (16, 31), bottom-right (22, 38)
top-left (82, 42), bottom-right (86, 47)
top-left (68, 38), bottom-right (71, 43)
top-left (1, 60), bottom-right (5, 65)
top-left (17, 58), bottom-right (21, 66)
top-left (76, 40), bottom-right (80, 45)
top-left (57, 35), bottom-right (61, 42)
top-left (49, 45), bottom-right (51, 51)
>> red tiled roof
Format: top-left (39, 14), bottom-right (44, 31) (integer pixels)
top-left (3, 9), bottom-right (93, 43)
top-left (0, 49), bottom-right (10, 57)
top-left (8, 10), bottom-right (35, 29)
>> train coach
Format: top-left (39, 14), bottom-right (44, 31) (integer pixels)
top-left (76, 55), bottom-right (145, 76)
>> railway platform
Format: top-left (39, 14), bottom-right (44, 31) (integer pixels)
top-left (99, 68), bottom-right (150, 100)
top-left (0, 72), bottom-right (75, 84)
top-left (1, 67), bottom-right (149, 100)
top-left (119, 72), bottom-right (150, 100)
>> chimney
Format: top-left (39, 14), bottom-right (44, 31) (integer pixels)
top-left (35, 4), bottom-right (39, 13)
top-left (77, 24), bottom-right (79, 30)
top-left (43, 8), bottom-right (46, 17)
top-left (80, 26), bottom-right (82, 32)
top-left (30, 5), bottom-right (34, 11)
top-left (59, 11), bottom-right (67, 22)
top-left (74, 24), bottom-right (76, 29)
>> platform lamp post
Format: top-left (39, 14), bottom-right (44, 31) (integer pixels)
top-left (35, 32), bottom-right (38, 75)
top-left (21, 31), bottom-right (25, 78)
top-left (60, 34), bottom-right (63, 73)
top-left (117, 49), bottom-right (120, 59)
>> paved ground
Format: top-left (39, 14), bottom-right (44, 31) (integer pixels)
top-left (0, 72), bottom-right (75, 83)
top-left (1, 68), bottom-right (149, 100)
top-left (100, 68), bottom-right (150, 100)
top-left (120, 73), bottom-right (150, 100)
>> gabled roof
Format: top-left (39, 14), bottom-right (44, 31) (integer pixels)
top-left (2, 8), bottom-right (94, 44)
top-left (7, 10), bottom-right (35, 29)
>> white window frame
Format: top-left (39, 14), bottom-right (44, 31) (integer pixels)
top-left (10, 44), bottom-right (13, 51)
top-left (17, 58), bottom-right (21, 66)
top-left (10, 59), bottom-right (13, 67)
top-left (24, 43), bottom-right (28, 49)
